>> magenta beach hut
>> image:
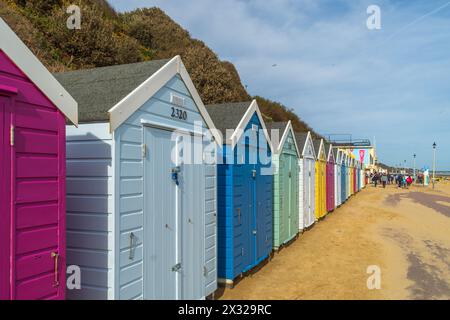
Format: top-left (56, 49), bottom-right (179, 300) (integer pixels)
top-left (0, 18), bottom-right (78, 300)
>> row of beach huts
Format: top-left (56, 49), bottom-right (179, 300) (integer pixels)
top-left (0, 18), bottom-right (366, 300)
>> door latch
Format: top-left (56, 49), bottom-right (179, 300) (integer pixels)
top-left (51, 252), bottom-right (59, 288)
top-left (172, 263), bottom-right (182, 272)
top-left (172, 166), bottom-right (181, 186)
top-left (252, 169), bottom-right (256, 178)
top-left (252, 230), bottom-right (257, 235)
top-left (129, 232), bottom-right (136, 260)
top-left (10, 125), bottom-right (14, 146)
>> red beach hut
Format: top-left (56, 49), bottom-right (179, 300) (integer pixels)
top-left (0, 18), bottom-right (77, 300)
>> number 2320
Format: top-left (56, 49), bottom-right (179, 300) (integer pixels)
top-left (171, 107), bottom-right (187, 121)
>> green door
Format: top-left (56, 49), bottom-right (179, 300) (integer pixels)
top-left (288, 153), bottom-right (299, 240)
top-left (280, 153), bottom-right (290, 245)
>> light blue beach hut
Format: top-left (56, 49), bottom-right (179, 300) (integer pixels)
top-left (56, 56), bottom-right (221, 300)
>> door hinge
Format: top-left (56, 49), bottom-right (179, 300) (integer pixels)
top-left (172, 263), bottom-right (182, 272)
top-left (10, 125), bottom-right (14, 146)
top-left (142, 144), bottom-right (147, 158)
top-left (203, 266), bottom-right (208, 277)
top-left (241, 248), bottom-right (245, 256)
top-left (237, 208), bottom-right (241, 224)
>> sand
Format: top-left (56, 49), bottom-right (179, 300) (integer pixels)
top-left (218, 182), bottom-right (450, 300)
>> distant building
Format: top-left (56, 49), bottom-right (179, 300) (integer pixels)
top-left (326, 135), bottom-right (378, 173)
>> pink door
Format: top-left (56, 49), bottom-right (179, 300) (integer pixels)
top-left (0, 96), bottom-right (11, 299)
top-left (0, 95), bottom-right (66, 300)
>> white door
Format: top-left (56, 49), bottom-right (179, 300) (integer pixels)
top-left (143, 127), bottom-right (180, 299)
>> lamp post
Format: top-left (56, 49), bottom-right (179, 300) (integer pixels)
top-left (413, 154), bottom-right (416, 183)
top-left (432, 142), bottom-right (437, 189)
top-left (433, 142), bottom-right (437, 184)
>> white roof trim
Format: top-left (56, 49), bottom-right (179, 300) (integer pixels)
top-left (301, 131), bottom-right (316, 159)
top-left (229, 99), bottom-right (273, 152)
top-left (272, 121), bottom-right (300, 156)
top-left (108, 55), bottom-right (222, 145)
top-left (0, 18), bottom-right (78, 125)
top-left (316, 139), bottom-right (326, 161)
top-left (327, 143), bottom-right (335, 163)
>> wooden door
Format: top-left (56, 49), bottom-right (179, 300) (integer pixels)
top-left (0, 96), bottom-right (10, 299)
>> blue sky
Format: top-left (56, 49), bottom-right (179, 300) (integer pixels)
top-left (109, 0), bottom-right (450, 170)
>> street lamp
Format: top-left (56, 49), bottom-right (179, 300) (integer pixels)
top-left (432, 142), bottom-right (437, 189)
top-left (413, 154), bottom-right (416, 183)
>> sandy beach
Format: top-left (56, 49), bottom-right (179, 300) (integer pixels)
top-left (218, 181), bottom-right (450, 300)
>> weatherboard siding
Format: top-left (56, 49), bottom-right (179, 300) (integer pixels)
top-left (298, 158), bottom-right (304, 230)
top-left (217, 112), bottom-right (273, 281)
top-left (0, 50), bottom-right (66, 300)
top-left (115, 74), bottom-right (215, 299)
top-left (66, 123), bottom-right (114, 300)
top-left (273, 130), bottom-right (299, 248)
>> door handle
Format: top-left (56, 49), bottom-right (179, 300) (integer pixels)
top-left (172, 166), bottom-right (181, 185)
top-left (51, 252), bottom-right (59, 288)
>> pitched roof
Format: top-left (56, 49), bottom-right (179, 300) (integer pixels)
top-left (295, 131), bottom-right (308, 148)
top-left (265, 121), bottom-right (288, 140)
top-left (1, 17), bottom-right (78, 124)
top-left (333, 148), bottom-right (339, 161)
top-left (54, 59), bottom-right (169, 123)
top-left (205, 101), bottom-right (252, 138)
top-left (313, 139), bottom-right (322, 154)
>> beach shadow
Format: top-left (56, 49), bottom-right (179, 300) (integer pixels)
top-left (384, 192), bottom-right (450, 218)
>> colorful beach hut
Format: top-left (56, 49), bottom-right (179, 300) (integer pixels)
top-left (325, 142), bottom-right (335, 213)
top-left (266, 121), bottom-right (300, 249)
top-left (57, 56), bottom-right (220, 300)
top-left (348, 156), bottom-right (354, 197)
top-left (0, 18), bottom-right (78, 300)
top-left (295, 132), bottom-right (316, 230)
top-left (314, 139), bottom-right (327, 220)
top-left (341, 151), bottom-right (348, 203)
top-left (334, 148), bottom-right (342, 208)
top-left (205, 100), bottom-right (273, 287)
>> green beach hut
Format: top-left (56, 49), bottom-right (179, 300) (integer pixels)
top-left (267, 121), bottom-right (301, 250)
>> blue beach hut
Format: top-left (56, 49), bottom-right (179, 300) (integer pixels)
top-left (206, 100), bottom-right (273, 287)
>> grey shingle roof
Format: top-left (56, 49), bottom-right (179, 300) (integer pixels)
top-left (265, 122), bottom-right (288, 141)
top-left (295, 132), bottom-right (308, 152)
top-left (54, 59), bottom-right (170, 123)
top-left (333, 148), bottom-right (339, 160)
top-left (205, 102), bottom-right (252, 138)
top-left (313, 138), bottom-right (322, 154)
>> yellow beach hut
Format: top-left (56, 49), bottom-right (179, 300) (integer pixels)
top-left (313, 138), bottom-right (327, 220)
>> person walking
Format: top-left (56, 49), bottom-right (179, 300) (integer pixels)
top-left (406, 175), bottom-right (413, 188)
top-left (381, 174), bottom-right (388, 188)
top-left (372, 173), bottom-right (379, 187)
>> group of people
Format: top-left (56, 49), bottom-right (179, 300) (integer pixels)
top-left (369, 172), bottom-right (413, 189)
